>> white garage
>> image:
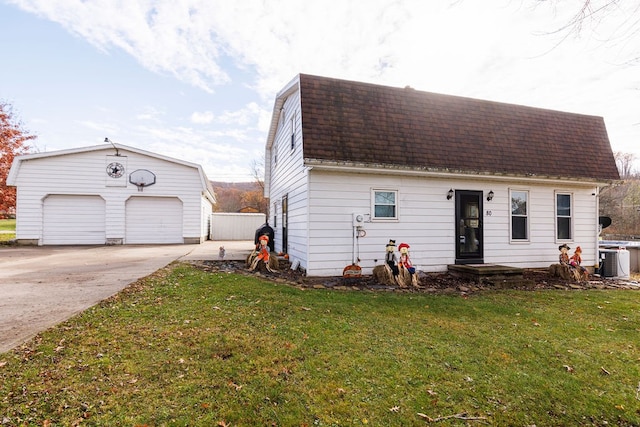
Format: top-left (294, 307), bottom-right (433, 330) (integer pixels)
top-left (7, 143), bottom-right (215, 246)
top-left (125, 197), bottom-right (183, 244)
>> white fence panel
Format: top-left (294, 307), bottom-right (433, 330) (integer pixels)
top-left (210, 213), bottom-right (266, 240)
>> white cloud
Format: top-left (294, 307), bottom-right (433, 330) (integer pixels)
top-left (7, 0), bottom-right (640, 176)
top-left (190, 110), bottom-right (214, 124)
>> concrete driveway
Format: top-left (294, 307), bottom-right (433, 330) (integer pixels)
top-left (0, 241), bottom-right (253, 353)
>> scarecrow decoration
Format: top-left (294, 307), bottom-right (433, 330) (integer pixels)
top-left (248, 235), bottom-right (278, 273)
top-left (397, 243), bottom-right (419, 287)
top-left (373, 240), bottom-right (399, 286)
top-left (373, 240), bottom-right (419, 287)
top-left (385, 240), bottom-right (399, 277)
top-left (569, 246), bottom-right (589, 280)
top-left (558, 243), bottom-right (570, 265)
top-left (549, 243), bottom-right (589, 281)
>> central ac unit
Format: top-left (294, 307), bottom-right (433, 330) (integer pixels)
top-left (601, 250), bottom-right (618, 277)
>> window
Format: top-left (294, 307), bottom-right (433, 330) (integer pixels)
top-left (372, 190), bottom-right (397, 219)
top-left (511, 190), bottom-right (528, 240)
top-left (273, 203), bottom-right (277, 228)
top-left (290, 115), bottom-right (296, 150)
top-left (556, 193), bottom-right (572, 240)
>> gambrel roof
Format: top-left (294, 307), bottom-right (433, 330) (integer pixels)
top-left (293, 74), bottom-right (619, 182)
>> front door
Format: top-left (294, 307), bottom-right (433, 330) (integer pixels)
top-left (455, 190), bottom-right (484, 264)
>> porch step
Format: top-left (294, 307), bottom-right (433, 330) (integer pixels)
top-left (447, 264), bottom-right (534, 288)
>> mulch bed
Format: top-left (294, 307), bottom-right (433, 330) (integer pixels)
top-left (190, 260), bottom-right (639, 295)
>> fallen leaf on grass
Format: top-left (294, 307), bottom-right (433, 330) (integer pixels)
top-left (228, 382), bottom-right (243, 391)
top-left (417, 413), bottom-right (433, 421)
top-left (563, 365), bottom-right (574, 373)
top-left (601, 367), bottom-right (611, 375)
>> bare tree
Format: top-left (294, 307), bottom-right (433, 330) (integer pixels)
top-left (614, 151), bottom-right (637, 178)
top-left (250, 157), bottom-right (265, 192)
top-left (535, 1), bottom-right (640, 63)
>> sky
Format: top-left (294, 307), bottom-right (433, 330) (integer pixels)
top-left (1, 0), bottom-right (638, 182)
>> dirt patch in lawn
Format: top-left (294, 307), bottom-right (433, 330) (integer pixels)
top-left (190, 260), bottom-right (639, 295)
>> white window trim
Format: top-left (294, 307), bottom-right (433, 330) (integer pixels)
top-left (555, 191), bottom-right (573, 242)
top-left (371, 189), bottom-right (398, 221)
top-left (509, 189), bottom-right (530, 243)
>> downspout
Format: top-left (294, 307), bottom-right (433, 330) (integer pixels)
top-left (595, 186), bottom-right (600, 274)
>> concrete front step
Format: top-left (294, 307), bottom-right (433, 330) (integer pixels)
top-left (447, 264), bottom-right (534, 288)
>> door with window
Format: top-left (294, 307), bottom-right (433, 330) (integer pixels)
top-left (455, 190), bottom-right (484, 264)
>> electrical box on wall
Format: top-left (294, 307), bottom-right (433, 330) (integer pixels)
top-left (352, 213), bottom-right (368, 227)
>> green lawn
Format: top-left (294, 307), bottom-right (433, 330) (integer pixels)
top-left (0, 219), bottom-right (16, 242)
top-left (1, 263), bottom-right (639, 426)
top-left (0, 218), bottom-right (15, 232)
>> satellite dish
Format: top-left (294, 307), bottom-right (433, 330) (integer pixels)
top-left (129, 169), bottom-right (156, 191)
top-left (599, 216), bottom-right (612, 229)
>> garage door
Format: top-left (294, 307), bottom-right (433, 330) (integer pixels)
top-left (126, 197), bottom-right (183, 244)
top-left (43, 195), bottom-right (106, 245)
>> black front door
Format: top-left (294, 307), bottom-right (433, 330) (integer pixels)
top-left (455, 190), bottom-right (483, 264)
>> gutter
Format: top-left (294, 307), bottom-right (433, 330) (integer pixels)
top-left (303, 158), bottom-right (618, 188)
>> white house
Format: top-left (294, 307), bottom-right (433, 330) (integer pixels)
top-left (7, 143), bottom-right (215, 245)
top-left (264, 74), bottom-right (620, 277)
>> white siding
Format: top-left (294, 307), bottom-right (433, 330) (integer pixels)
top-left (125, 196), bottom-right (183, 244)
top-left (267, 91), bottom-right (309, 268)
top-left (43, 195), bottom-right (106, 245)
top-left (303, 170), bottom-right (599, 276)
top-left (11, 146), bottom-right (212, 245)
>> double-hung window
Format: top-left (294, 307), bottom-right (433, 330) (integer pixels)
top-left (511, 190), bottom-right (528, 240)
top-left (556, 193), bottom-right (572, 240)
top-left (372, 190), bottom-right (397, 220)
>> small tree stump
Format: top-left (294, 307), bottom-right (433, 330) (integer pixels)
top-left (549, 263), bottom-right (589, 281)
top-left (373, 264), bottom-right (397, 286)
top-left (398, 267), bottom-right (419, 287)
top-left (247, 251), bottom-right (279, 272)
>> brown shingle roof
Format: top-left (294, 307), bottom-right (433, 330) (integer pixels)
top-left (299, 74), bottom-right (620, 181)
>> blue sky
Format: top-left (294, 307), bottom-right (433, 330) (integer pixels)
top-left (1, 0), bottom-right (638, 181)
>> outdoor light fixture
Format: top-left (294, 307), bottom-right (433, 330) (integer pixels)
top-left (447, 189), bottom-right (454, 200)
top-left (487, 190), bottom-right (494, 201)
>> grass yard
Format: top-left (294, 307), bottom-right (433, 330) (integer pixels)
top-left (0, 218), bottom-right (16, 242)
top-left (0, 219), bottom-right (15, 231)
top-left (1, 263), bottom-right (639, 426)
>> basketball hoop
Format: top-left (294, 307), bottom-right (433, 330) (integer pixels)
top-left (129, 169), bottom-right (156, 192)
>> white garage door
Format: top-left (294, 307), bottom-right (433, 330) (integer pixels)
top-left (126, 197), bottom-right (183, 244)
top-left (43, 195), bottom-right (106, 245)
